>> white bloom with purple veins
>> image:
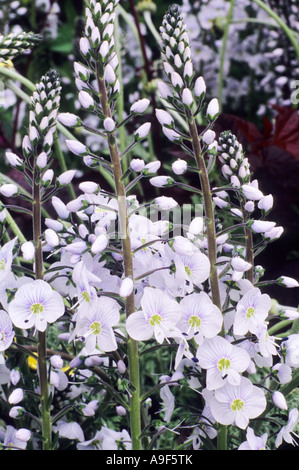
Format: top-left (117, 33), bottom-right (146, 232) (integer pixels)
top-left (0, 310), bottom-right (14, 352)
top-left (76, 296), bottom-right (120, 353)
top-left (233, 288), bottom-right (271, 336)
top-left (126, 287), bottom-right (182, 344)
top-left (210, 376), bottom-right (267, 429)
top-left (196, 336), bottom-right (251, 390)
top-left (176, 292), bottom-right (223, 345)
top-left (238, 427), bottom-right (268, 450)
top-left (8, 280), bottom-right (65, 332)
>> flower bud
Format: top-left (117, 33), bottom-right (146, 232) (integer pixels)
top-left (66, 139), bottom-right (88, 156)
top-left (44, 228), bottom-right (60, 247)
top-left (149, 175), bottom-right (175, 187)
top-left (182, 88), bottom-right (193, 106)
top-left (242, 184), bottom-right (263, 201)
top-left (206, 98), bottom-right (219, 121)
top-left (8, 388), bottom-right (24, 404)
top-left (52, 196), bottom-right (70, 219)
top-left (0, 183), bottom-right (18, 197)
top-left (119, 277), bottom-right (134, 298)
top-left (9, 406), bottom-right (25, 419)
top-left (21, 241), bottom-right (35, 261)
top-left (158, 81), bottom-right (173, 99)
top-left (78, 90), bottom-right (95, 109)
top-left (134, 122), bottom-right (151, 140)
top-left (91, 234), bottom-right (108, 254)
top-left (50, 354), bottom-right (64, 369)
top-left (36, 151), bottom-right (48, 169)
top-left (272, 391), bottom-right (288, 410)
top-left (277, 276), bottom-right (299, 288)
top-left (57, 169), bottom-right (77, 186)
top-left (79, 181), bottom-right (99, 194)
top-left (58, 113), bottom-right (82, 128)
top-left (103, 117), bottom-right (115, 132)
top-left (194, 76), bottom-right (206, 98)
top-left (130, 159), bottom-right (145, 172)
top-left (258, 194), bottom-right (273, 212)
top-left (172, 158), bottom-right (187, 175)
top-left (155, 109), bottom-right (174, 127)
top-left (15, 428), bottom-right (31, 442)
top-left (6, 151), bottom-right (23, 168)
top-left (202, 129), bottom-right (216, 145)
top-left (130, 98), bottom-right (150, 115)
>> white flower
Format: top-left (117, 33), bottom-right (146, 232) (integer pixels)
top-left (0, 237), bottom-right (17, 282)
top-left (36, 151), bottom-right (48, 169)
top-left (196, 336), bottom-right (251, 390)
top-left (76, 296), bottom-right (120, 354)
top-left (50, 354), bottom-right (64, 369)
top-left (158, 81), bottom-right (173, 99)
top-left (234, 288), bottom-right (271, 336)
top-left (172, 236), bottom-right (197, 256)
top-left (44, 228), bottom-right (60, 247)
top-left (275, 408), bottom-right (299, 448)
top-left (0, 310), bottom-right (14, 352)
top-left (231, 256), bottom-right (252, 273)
top-left (238, 427), bottom-right (268, 450)
top-left (56, 421), bottom-right (85, 442)
top-left (126, 287), bottom-right (181, 344)
top-left (78, 181), bottom-right (98, 194)
top-left (177, 292), bottom-right (223, 345)
top-left (210, 376), bottom-right (267, 429)
top-left (9, 279), bottom-right (65, 332)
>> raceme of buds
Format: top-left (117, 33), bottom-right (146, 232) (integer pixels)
top-left (0, 31), bottom-right (42, 60)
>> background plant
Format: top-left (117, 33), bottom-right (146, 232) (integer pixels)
top-left (0, 0), bottom-right (298, 451)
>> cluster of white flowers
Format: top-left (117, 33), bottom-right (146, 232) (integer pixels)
top-left (0, 0), bottom-right (298, 452)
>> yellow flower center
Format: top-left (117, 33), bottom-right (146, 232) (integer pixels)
top-left (230, 398), bottom-right (244, 411)
top-left (188, 315), bottom-right (201, 328)
top-left (30, 303), bottom-right (44, 315)
top-left (185, 265), bottom-right (191, 276)
top-left (217, 357), bottom-right (231, 371)
top-left (90, 321), bottom-right (101, 335)
top-left (246, 307), bottom-right (255, 318)
top-left (150, 314), bottom-right (162, 326)
top-left (82, 290), bottom-right (91, 302)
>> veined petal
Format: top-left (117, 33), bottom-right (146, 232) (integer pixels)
top-left (126, 311), bottom-right (153, 341)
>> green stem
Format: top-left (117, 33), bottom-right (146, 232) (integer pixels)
top-left (33, 173), bottom-right (51, 450)
top-left (218, 0), bottom-right (235, 111)
top-left (97, 73), bottom-right (142, 450)
top-left (187, 118), bottom-right (226, 450)
top-left (251, 0), bottom-right (299, 65)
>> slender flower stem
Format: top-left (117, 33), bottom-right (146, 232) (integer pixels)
top-left (32, 173), bottom-right (52, 450)
top-left (187, 117), bottom-right (226, 450)
top-left (240, 200), bottom-right (254, 284)
top-left (97, 73), bottom-right (142, 450)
